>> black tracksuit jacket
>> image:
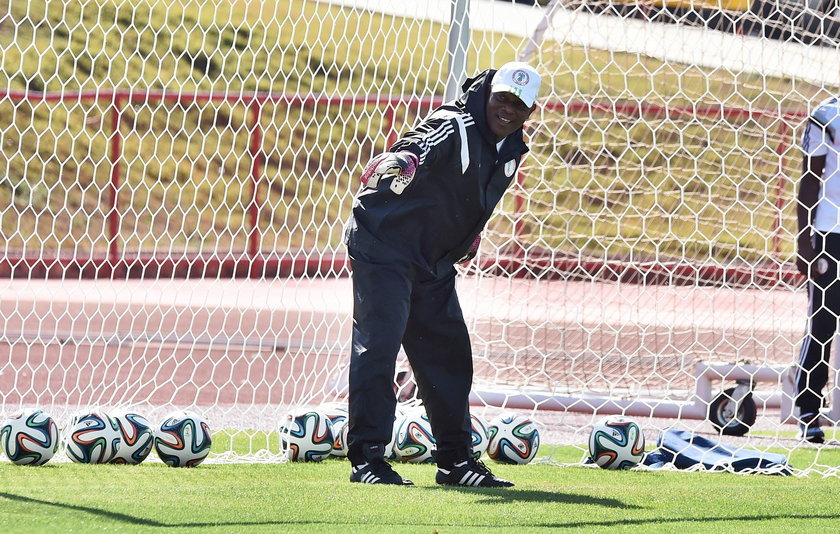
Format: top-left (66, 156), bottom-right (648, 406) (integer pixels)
top-left (345, 68), bottom-right (530, 275)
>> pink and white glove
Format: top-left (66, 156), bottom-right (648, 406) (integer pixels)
top-left (360, 151), bottom-right (419, 195)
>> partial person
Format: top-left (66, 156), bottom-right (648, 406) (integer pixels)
top-left (794, 95), bottom-right (840, 444)
top-left (344, 61), bottom-right (541, 485)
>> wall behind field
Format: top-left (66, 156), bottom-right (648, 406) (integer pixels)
top-left (320, 0), bottom-right (840, 88)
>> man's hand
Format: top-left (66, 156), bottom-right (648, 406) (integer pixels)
top-left (360, 152), bottom-right (419, 194)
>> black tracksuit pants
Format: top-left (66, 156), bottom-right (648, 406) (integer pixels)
top-left (345, 243), bottom-right (473, 467)
top-left (796, 231), bottom-right (840, 418)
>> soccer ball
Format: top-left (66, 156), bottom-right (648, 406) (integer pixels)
top-left (588, 415), bottom-right (645, 470)
top-left (65, 411), bottom-right (121, 464)
top-left (384, 415), bottom-right (400, 461)
top-left (486, 413), bottom-right (540, 464)
top-left (393, 411), bottom-right (436, 463)
top-left (155, 411), bottom-right (213, 467)
top-left (280, 410), bottom-right (334, 462)
top-left (320, 403), bottom-right (348, 425)
top-left (320, 403), bottom-right (349, 458)
top-left (0, 409), bottom-right (59, 465)
top-left (388, 404), bottom-right (420, 460)
top-left (110, 412), bottom-right (155, 465)
top-left (469, 413), bottom-right (490, 460)
top-left (334, 419), bottom-right (350, 458)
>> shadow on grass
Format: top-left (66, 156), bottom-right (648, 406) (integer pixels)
top-left (424, 485), bottom-right (641, 508)
top-left (0, 492), bottom-right (168, 527)
top-left (0, 492), bottom-right (281, 528)
top-left (3, 491), bottom-right (840, 530)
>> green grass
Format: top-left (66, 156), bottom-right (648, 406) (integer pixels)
top-left (6, 431), bottom-right (840, 532)
top-left (1, 456), bottom-right (840, 533)
top-left (216, 429), bottom-right (840, 474)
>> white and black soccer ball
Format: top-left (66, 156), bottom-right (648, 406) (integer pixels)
top-left (155, 411), bottom-right (213, 467)
top-left (65, 411), bottom-right (121, 464)
top-left (320, 403), bottom-right (349, 458)
top-left (0, 409), bottom-right (60, 466)
top-left (486, 413), bottom-right (540, 465)
top-left (470, 413), bottom-right (490, 460)
top-left (588, 415), bottom-right (645, 470)
top-left (393, 411), bottom-right (436, 463)
top-left (280, 410), bottom-right (334, 462)
top-left (110, 412), bottom-right (155, 465)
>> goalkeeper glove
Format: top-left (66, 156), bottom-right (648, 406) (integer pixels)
top-left (360, 151), bottom-right (419, 195)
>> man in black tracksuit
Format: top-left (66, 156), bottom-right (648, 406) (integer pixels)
top-left (344, 62), bottom-right (541, 486)
top-left (794, 96), bottom-right (840, 444)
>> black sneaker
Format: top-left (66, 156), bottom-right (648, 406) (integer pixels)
top-left (350, 459), bottom-right (413, 485)
top-left (797, 414), bottom-right (825, 444)
top-left (436, 458), bottom-right (514, 488)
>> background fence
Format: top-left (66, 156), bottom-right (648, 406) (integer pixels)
top-left (0, 88), bottom-right (805, 287)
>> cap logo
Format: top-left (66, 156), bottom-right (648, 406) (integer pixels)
top-left (511, 70), bottom-right (530, 86)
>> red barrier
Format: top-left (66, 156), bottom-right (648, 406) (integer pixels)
top-left (0, 89), bottom-right (804, 286)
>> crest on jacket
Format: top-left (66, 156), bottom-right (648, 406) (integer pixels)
top-left (504, 159), bottom-right (517, 177)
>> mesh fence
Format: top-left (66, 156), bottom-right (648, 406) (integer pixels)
top-left (0, 0), bottom-right (838, 472)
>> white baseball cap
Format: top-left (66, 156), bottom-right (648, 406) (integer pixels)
top-left (491, 61), bottom-right (541, 108)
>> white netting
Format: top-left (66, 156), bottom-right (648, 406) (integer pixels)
top-left (0, 0), bottom-right (838, 472)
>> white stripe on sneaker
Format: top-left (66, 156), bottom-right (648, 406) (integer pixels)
top-left (468, 473), bottom-right (485, 486)
top-left (353, 463), bottom-right (368, 472)
top-left (460, 472), bottom-right (482, 486)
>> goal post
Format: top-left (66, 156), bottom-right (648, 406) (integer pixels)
top-left (0, 0), bottom-right (837, 472)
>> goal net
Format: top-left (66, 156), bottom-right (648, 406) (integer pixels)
top-left (0, 0), bottom-right (836, 472)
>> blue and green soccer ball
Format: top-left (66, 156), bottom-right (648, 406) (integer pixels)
top-left (280, 410), bottom-right (334, 462)
top-left (487, 412), bottom-right (540, 464)
top-left (155, 411), bottom-right (212, 467)
top-left (1, 409), bottom-right (60, 466)
top-left (394, 410), bottom-right (436, 463)
top-left (111, 412), bottom-right (155, 465)
top-left (588, 415), bottom-right (645, 470)
top-left (65, 411), bottom-right (121, 464)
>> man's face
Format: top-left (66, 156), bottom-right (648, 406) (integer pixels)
top-left (486, 91), bottom-right (535, 141)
